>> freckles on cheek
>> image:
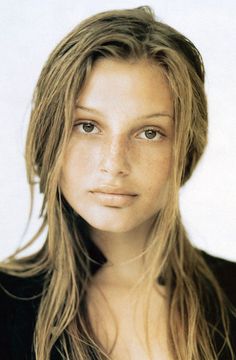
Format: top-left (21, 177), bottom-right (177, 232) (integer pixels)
top-left (139, 150), bottom-right (172, 184)
top-left (141, 149), bottom-right (170, 168)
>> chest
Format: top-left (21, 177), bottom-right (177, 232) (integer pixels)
top-left (87, 284), bottom-right (173, 360)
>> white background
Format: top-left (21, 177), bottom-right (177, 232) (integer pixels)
top-left (0, 0), bottom-right (235, 261)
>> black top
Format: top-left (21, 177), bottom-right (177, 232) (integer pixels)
top-left (0, 251), bottom-right (236, 359)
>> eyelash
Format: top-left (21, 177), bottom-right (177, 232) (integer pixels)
top-left (73, 121), bottom-right (165, 141)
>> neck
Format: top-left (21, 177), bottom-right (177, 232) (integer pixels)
top-left (88, 218), bottom-right (156, 288)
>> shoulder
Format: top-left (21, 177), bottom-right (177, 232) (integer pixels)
top-left (201, 250), bottom-right (236, 273)
top-left (200, 250), bottom-right (236, 306)
top-left (200, 251), bottom-right (236, 356)
top-left (0, 269), bottom-right (45, 296)
top-left (0, 269), bottom-right (46, 359)
top-left (0, 269), bottom-right (45, 311)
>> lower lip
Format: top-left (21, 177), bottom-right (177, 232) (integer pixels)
top-left (90, 192), bottom-right (138, 207)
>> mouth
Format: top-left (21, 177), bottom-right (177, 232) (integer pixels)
top-left (90, 186), bottom-right (138, 196)
top-left (89, 189), bottom-right (138, 207)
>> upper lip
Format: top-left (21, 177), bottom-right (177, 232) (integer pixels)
top-left (90, 185), bottom-right (138, 196)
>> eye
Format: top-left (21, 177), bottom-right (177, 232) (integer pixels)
top-left (138, 128), bottom-right (164, 141)
top-left (74, 121), bottom-right (99, 134)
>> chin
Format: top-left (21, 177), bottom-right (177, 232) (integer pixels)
top-left (74, 204), bottom-right (156, 234)
top-left (79, 211), bottom-right (142, 234)
top-left (87, 218), bottom-right (137, 233)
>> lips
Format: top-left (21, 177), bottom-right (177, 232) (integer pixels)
top-left (90, 185), bottom-right (138, 196)
top-left (89, 185), bottom-right (138, 206)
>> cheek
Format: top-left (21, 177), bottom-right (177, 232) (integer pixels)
top-left (60, 137), bottom-right (172, 196)
top-left (62, 142), bottom-right (96, 182)
top-left (137, 146), bottom-right (172, 191)
top-left (138, 155), bottom-right (172, 211)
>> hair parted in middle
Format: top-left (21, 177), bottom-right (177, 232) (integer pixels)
top-left (4, 6), bottom-right (233, 360)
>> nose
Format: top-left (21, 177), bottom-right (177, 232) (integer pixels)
top-left (99, 135), bottom-right (131, 176)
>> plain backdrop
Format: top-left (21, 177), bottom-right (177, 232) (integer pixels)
top-left (0, 0), bottom-right (235, 261)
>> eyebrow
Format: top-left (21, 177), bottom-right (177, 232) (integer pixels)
top-left (75, 105), bottom-right (173, 120)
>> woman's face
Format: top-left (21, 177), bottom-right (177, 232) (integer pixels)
top-left (60, 58), bottom-right (174, 234)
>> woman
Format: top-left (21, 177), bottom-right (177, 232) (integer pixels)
top-left (0, 6), bottom-right (235, 360)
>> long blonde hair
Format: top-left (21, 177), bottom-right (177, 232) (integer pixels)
top-left (0, 6), bottom-right (234, 359)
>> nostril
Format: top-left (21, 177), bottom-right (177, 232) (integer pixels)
top-left (99, 139), bottom-right (131, 176)
top-left (99, 155), bottom-right (130, 176)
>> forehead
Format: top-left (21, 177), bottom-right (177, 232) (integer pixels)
top-left (76, 58), bottom-right (173, 119)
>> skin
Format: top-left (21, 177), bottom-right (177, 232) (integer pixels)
top-left (60, 58), bottom-right (174, 359)
top-left (60, 57), bottom-right (174, 263)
